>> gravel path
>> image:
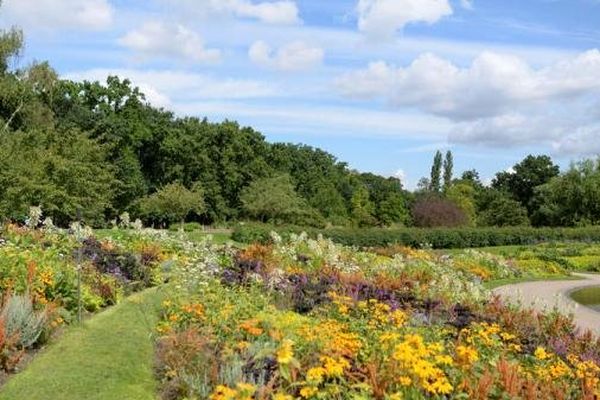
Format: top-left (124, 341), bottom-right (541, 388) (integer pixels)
top-left (493, 273), bottom-right (600, 335)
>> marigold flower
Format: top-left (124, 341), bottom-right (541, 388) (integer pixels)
top-left (300, 386), bottom-right (318, 398)
top-left (534, 346), bottom-right (550, 361)
top-left (306, 367), bottom-right (326, 384)
top-left (273, 393), bottom-right (293, 400)
top-left (276, 339), bottom-right (294, 365)
top-left (456, 345), bottom-right (479, 366)
top-left (398, 376), bottom-right (412, 386)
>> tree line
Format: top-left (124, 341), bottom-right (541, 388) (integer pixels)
top-left (414, 150), bottom-right (600, 228)
top-left (0, 15), bottom-right (599, 229)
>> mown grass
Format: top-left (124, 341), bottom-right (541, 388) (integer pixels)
top-left (0, 288), bottom-right (164, 400)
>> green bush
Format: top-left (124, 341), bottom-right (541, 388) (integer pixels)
top-left (1, 294), bottom-right (48, 348)
top-left (232, 224), bottom-right (600, 249)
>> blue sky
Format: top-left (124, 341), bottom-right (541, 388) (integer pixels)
top-left (2, 0), bottom-right (600, 188)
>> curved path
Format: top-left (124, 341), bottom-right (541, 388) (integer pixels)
top-left (493, 273), bottom-right (600, 335)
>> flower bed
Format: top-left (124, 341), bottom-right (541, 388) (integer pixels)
top-left (155, 233), bottom-right (600, 399)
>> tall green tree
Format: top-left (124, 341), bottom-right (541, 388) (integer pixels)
top-left (443, 150), bottom-right (454, 191)
top-left (429, 151), bottom-right (443, 192)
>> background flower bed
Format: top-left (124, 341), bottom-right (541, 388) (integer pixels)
top-left (154, 233), bottom-right (600, 399)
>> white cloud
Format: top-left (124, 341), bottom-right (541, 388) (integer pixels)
top-left (336, 50), bottom-right (600, 121)
top-left (357, 0), bottom-right (452, 39)
top-left (394, 169), bottom-right (407, 183)
top-left (449, 114), bottom-right (573, 145)
top-left (552, 125), bottom-right (600, 156)
top-left (118, 22), bottom-right (221, 64)
top-left (64, 69), bottom-right (278, 108)
top-left (164, 0), bottom-right (300, 25)
top-left (336, 49), bottom-right (600, 150)
top-left (460, 0), bottom-right (474, 10)
top-left (1, 0), bottom-right (113, 31)
top-left (172, 101), bottom-right (452, 140)
top-left (249, 40), bottom-right (324, 71)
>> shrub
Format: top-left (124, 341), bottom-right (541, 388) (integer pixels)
top-left (1, 294), bottom-right (47, 349)
top-left (412, 196), bottom-right (468, 228)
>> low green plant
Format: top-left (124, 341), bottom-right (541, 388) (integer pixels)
top-left (1, 294), bottom-right (47, 348)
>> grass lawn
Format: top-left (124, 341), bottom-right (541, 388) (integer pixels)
top-left (0, 288), bottom-right (165, 400)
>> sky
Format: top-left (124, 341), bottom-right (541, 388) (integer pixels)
top-left (1, 0), bottom-right (600, 188)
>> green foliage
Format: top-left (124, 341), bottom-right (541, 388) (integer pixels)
top-left (0, 25), bottom-right (23, 74)
top-left (477, 190), bottom-right (530, 227)
top-left (240, 174), bottom-right (315, 225)
top-left (350, 183), bottom-right (375, 227)
top-left (446, 182), bottom-right (477, 225)
top-left (443, 150), bottom-right (453, 191)
top-left (358, 173), bottom-right (409, 226)
top-left (429, 150), bottom-right (443, 192)
top-left (492, 155), bottom-right (560, 216)
top-left (531, 159), bottom-right (600, 227)
top-left (0, 129), bottom-right (116, 226)
top-left (139, 182), bottom-right (205, 227)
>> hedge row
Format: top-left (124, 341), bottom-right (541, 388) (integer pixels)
top-left (232, 223), bottom-right (600, 249)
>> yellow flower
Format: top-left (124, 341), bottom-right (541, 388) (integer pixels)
top-left (209, 385), bottom-right (237, 400)
top-left (276, 339), bottom-right (294, 365)
top-left (534, 346), bottom-right (550, 361)
top-left (500, 332), bottom-right (516, 341)
top-left (320, 356), bottom-right (349, 378)
top-left (306, 367), bottom-right (326, 384)
top-left (435, 355), bottom-right (454, 366)
top-left (236, 341), bottom-right (250, 351)
top-left (300, 386), bottom-right (318, 398)
top-left (548, 361), bottom-right (571, 379)
top-left (509, 343), bottom-right (522, 352)
top-left (456, 345), bottom-right (479, 366)
top-left (273, 394), bottom-right (293, 400)
top-left (389, 393), bottom-right (403, 400)
top-left (398, 376), bottom-right (412, 386)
